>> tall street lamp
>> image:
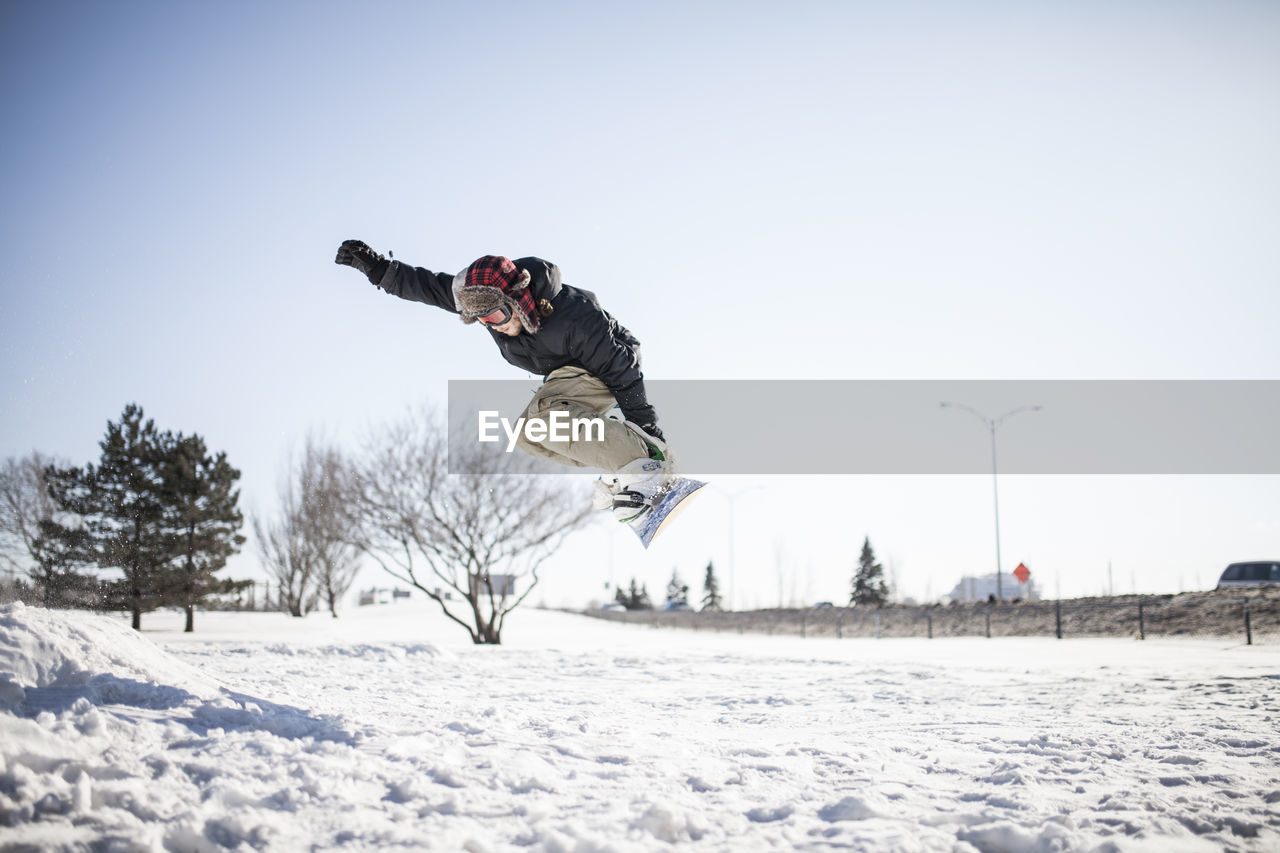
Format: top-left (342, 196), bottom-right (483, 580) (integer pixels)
top-left (940, 401), bottom-right (1042, 602)
top-left (716, 484), bottom-right (761, 611)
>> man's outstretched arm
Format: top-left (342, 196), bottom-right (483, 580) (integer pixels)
top-left (335, 239), bottom-right (457, 312)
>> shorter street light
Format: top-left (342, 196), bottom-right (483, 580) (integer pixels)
top-left (716, 484), bottom-right (761, 611)
top-left (940, 401), bottom-right (1042, 602)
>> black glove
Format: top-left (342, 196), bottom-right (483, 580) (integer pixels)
top-left (637, 422), bottom-right (664, 442)
top-left (335, 239), bottom-right (390, 285)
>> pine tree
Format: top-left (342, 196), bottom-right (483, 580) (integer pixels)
top-left (0, 451), bottom-right (97, 606)
top-left (701, 560), bottom-right (722, 611)
top-left (665, 568), bottom-right (689, 607)
top-left (38, 405), bottom-right (247, 630)
top-left (41, 404), bottom-right (173, 629)
top-left (850, 536), bottom-right (889, 608)
top-left (26, 473), bottom-right (100, 609)
top-left (617, 577), bottom-right (653, 610)
top-left (160, 433), bottom-right (246, 632)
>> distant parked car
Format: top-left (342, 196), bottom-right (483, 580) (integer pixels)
top-left (661, 600), bottom-right (693, 611)
top-left (1216, 561), bottom-right (1280, 588)
top-left (600, 603), bottom-right (626, 612)
top-left (813, 601), bottom-right (834, 609)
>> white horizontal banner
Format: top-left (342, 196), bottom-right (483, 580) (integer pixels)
top-left (447, 380), bottom-right (1280, 475)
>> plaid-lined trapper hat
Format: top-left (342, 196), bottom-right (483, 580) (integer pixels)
top-left (453, 256), bottom-right (542, 333)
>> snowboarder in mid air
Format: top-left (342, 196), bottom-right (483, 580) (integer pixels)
top-left (334, 240), bottom-right (702, 545)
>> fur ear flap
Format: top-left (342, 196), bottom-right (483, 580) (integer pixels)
top-left (456, 285), bottom-right (506, 325)
top-left (510, 269), bottom-right (532, 293)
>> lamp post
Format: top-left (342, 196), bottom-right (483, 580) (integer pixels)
top-left (717, 484), bottom-right (761, 611)
top-left (591, 518), bottom-right (618, 599)
top-left (940, 402), bottom-right (1042, 602)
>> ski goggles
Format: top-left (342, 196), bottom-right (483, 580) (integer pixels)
top-left (475, 304), bottom-right (513, 326)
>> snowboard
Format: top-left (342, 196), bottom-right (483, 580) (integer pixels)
top-left (630, 476), bottom-right (706, 548)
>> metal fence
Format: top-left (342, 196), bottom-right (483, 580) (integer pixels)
top-left (586, 589), bottom-right (1280, 644)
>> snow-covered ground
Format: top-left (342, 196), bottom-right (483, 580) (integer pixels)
top-left (2, 601), bottom-right (1278, 852)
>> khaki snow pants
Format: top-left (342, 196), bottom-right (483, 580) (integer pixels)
top-left (514, 366), bottom-right (651, 472)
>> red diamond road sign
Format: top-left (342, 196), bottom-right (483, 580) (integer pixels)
top-left (1013, 563), bottom-right (1031, 584)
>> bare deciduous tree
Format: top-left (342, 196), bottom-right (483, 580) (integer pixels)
top-left (254, 465), bottom-right (318, 619)
top-left (253, 507), bottom-right (314, 617)
top-left (2, 451), bottom-right (102, 607)
top-left (253, 438), bottom-right (365, 619)
top-left (299, 439), bottom-right (362, 618)
top-left (351, 408), bottom-right (591, 644)
top-left (0, 452), bottom-right (58, 580)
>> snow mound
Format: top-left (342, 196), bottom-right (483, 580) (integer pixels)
top-left (0, 604), bottom-right (407, 849)
top-left (819, 793), bottom-right (890, 822)
top-left (0, 602), bottom-right (223, 712)
top-left (0, 604), bottom-right (362, 745)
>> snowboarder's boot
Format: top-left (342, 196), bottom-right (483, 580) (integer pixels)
top-left (591, 476), bottom-right (618, 511)
top-left (592, 418), bottom-right (675, 512)
top-left (602, 457), bottom-right (674, 526)
top-left (594, 455), bottom-right (706, 548)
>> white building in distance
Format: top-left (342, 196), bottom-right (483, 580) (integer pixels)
top-left (947, 572), bottom-right (1039, 603)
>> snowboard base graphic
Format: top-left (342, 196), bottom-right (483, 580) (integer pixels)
top-left (629, 477), bottom-right (706, 548)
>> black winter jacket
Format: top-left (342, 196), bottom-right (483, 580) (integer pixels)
top-left (376, 257), bottom-right (658, 429)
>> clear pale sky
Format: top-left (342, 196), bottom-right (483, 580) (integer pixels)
top-left (2, 1), bottom-right (1277, 608)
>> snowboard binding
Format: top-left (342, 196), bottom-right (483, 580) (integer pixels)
top-left (596, 455), bottom-right (705, 549)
